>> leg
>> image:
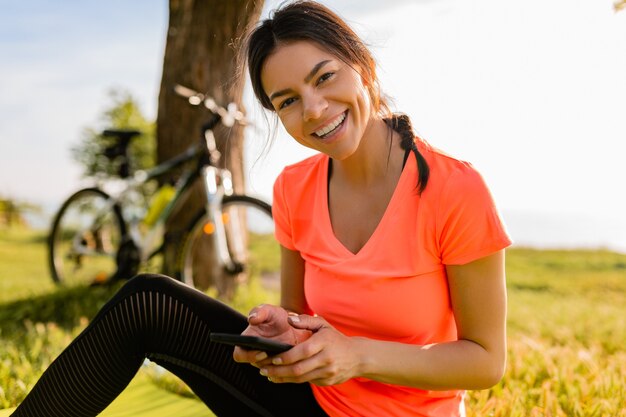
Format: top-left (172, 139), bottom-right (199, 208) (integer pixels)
top-left (11, 274), bottom-right (327, 417)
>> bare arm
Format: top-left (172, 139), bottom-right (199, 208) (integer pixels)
top-left (353, 249), bottom-right (507, 389)
top-left (280, 245), bottom-right (308, 314)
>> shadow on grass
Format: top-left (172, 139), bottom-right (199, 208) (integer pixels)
top-left (0, 281), bottom-right (124, 338)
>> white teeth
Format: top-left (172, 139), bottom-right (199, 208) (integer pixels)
top-left (315, 112), bottom-right (346, 137)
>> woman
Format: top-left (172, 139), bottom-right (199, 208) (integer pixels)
top-left (11, 1), bottom-right (511, 416)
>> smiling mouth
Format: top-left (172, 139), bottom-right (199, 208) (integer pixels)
top-left (313, 111), bottom-right (347, 139)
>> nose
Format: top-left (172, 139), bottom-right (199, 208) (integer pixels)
top-left (302, 91), bottom-right (327, 122)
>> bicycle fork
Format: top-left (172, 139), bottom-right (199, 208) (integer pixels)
top-left (201, 165), bottom-right (245, 274)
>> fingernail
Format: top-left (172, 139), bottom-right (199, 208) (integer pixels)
top-left (248, 312), bottom-right (257, 319)
top-left (259, 368), bottom-right (268, 376)
top-left (272, 357), bottom-right (283, 365)
top-left (288, 315), bottom-right (300, 323)
top-left (255, 352), bottom-right (268, 361)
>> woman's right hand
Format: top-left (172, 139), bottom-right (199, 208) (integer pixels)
top-left (233, 304), bottom-right (309, 366)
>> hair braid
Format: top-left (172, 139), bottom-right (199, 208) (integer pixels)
top-left (384, 114), bottom-right (430, 194)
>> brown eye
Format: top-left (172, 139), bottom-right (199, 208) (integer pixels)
top-left (317, 72), bottom-right (334, 85)
top-left (279, 97), bottom-right (297, 110)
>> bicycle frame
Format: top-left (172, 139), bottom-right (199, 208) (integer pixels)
top-left (199, 129), bottom-right (244, 274)
top-left (80, 117), bottom-right (237, 267)
top-left (52, 85), bottom-right (256, 286)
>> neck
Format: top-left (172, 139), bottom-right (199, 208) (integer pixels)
top-left (331, 117), bottom-right (403, 187)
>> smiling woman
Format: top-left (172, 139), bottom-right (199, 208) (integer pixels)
top-left (8, 2), bottom-right (511, 417)
top-left (234, 1), bottom-right (511, 416)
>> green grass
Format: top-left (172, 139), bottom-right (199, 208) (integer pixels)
top-left (0, 229), bottom-right (55, 302)
top-left (506, 248), bottom-right (626, 353)
top-left (0, 228), bottom-right (126, 410)
top-left (1, 228), bottom-right (625, 415)
top-left (0, 227), bottom-right (276, 413)
top-left (467, 248), bottom-right (626, 416)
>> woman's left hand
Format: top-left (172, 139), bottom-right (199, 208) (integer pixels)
top-left (258, 314), bottom-right (362, 386)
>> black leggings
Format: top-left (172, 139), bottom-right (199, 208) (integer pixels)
top-left (11, 274), bottom-right (328, 417)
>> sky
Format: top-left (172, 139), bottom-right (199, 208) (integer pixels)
top-left (1, 0), bottom-right (625, 251)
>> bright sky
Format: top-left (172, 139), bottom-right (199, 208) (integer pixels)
top-left (1, 0), bottom-right (625, 250)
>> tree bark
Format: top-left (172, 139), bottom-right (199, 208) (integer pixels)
top-left (156, 0), bottom-right (264, 292)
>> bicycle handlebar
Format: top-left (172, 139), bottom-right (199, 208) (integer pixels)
top-left (173, 84), bottom-right (247, 128)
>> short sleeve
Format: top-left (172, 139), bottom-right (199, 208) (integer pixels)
top-left (437, 165), bottom-right (512, 265)
top-left (272, 172), bottom-right (297, 250)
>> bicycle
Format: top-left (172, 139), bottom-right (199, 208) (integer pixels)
top-left (47, 85), bottom-right (279, 299)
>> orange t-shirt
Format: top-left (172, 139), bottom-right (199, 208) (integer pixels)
top-left (272, 139), bottom-right (512, 417)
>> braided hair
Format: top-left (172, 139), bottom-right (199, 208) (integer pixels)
top-left (384, 113), bottom-right (430, 194)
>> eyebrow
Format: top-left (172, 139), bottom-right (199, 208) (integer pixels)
top-left (268, 59), bottom-right (332, 102)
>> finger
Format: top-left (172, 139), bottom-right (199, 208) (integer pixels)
top-left (252, 356), bottom-right (275, 368)
top-left (247, 304), bottom-right (271, 325)
top-left (261, 354), bottom-right (329, 384)
top-left (288, 314), bottom-right (328, 332)
top-left (267, 362), bottom-right (345, 386)
top-left (248, 304), bottom-right (289, 329)
top-left (265, 336), bottom-right (325, 371)
top-left (233, 347), bottom-right (267, 364)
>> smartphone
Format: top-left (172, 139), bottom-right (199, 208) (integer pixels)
top-left (210, 332), bottom-right (293, 354)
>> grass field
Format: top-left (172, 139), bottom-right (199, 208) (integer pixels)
top-left (1, 227), bottom-right (625, 416)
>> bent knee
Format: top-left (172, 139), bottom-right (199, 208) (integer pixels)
top-left (118, 273), bottom-right (180, 296)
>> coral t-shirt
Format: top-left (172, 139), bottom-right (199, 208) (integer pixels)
top-left (272, 139), bottom-right (512, 417)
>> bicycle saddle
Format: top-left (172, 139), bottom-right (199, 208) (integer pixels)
top-left (102, 129), bottom-right (142, 141)
top-left (102, 129), bottom-right (142, 178)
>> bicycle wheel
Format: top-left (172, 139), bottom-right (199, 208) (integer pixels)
top-left (48, 188), bottom-right (126, 286)
top-left (177, 195), bottom-right (279, 300)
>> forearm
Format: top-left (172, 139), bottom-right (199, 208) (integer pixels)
top-left (280, 246), bottom-right (309, 315)
top-left (354, 337), bottom-right (505, 391)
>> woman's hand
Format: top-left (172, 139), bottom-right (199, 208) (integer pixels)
top-left (233, 304), bottom-right (311, 365)
top-left (258, 314), bottom-right (363, 386)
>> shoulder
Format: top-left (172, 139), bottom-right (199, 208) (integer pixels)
top-left (418, 138), bottom-right (476, 177)
top-left (416, 138), bottom-right (485, 196)
top-left (280, 153), bottom-right (326, 174)
top-left (415, 139), bottom-right (511, 263)
top-left (273, 153), bottom-right (327, 209)
top-left (275, 153), bottom-right (327, 189)
top-left (272, 153), bottom-right (327, 245)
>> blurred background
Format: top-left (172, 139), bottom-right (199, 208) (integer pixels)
top-left (1, 0), bottom-right (625, 252)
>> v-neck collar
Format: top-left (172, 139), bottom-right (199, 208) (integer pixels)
top-left (320, 152), bottom-right (416, 257)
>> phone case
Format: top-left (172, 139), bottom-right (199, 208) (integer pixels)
top-left (210, 333), bottom-right (293, 354)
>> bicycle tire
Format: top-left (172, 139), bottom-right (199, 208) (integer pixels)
top-left (176, 195), bottom-right (279, 300)
top-left (48, 188), bottom-right (127, 286)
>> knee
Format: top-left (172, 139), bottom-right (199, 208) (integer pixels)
top-left (118, 273), bottom-right (179, 296)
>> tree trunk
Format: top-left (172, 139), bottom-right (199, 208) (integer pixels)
top-left (156, 0), bottom-right (264, 295)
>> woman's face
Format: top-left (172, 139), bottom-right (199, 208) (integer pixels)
top-left (261, 40), bottom-right (375, 161)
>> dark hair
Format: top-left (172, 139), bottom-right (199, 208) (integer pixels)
top-left (241, 0), bottom-right (429, 193)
